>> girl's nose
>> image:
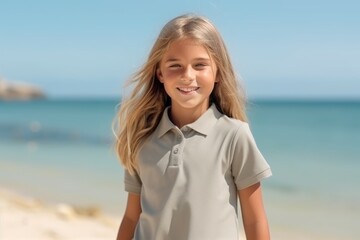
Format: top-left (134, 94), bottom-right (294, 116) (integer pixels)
top-left (181, 66), bottom-right (195, 82)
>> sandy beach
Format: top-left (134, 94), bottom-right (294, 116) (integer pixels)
top-left (2, 185), bottom-right (359, 240)
top-left (1, 186), bottom-right (350, 240)
top-left (0, 187), bottom-right (121, 240)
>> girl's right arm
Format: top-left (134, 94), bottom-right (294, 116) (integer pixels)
top-left (116, 193), bottom-right (142, 240)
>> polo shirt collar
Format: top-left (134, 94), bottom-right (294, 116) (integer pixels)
top-left (156, 107), bottom-right (175, 138)
top-left (157, 104), bottom-right (221, 138)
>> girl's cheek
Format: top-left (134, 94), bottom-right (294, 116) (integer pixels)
top-left (201, 70), bottom-right (214, 78)
top-left (164, 70), bottom-right (181, 79)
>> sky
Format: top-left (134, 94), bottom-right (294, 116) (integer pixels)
top-left (0, 0), bottom-right (359, 99)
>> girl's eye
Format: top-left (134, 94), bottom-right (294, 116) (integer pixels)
top-left (169, 64), bottom-right (181, 69)
top-left (195, 63), bottom-right (207, 68)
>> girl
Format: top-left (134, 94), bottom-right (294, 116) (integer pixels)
top-left (115, 14), bottom-right (272, 240)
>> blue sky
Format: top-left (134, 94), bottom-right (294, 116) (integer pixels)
top-left (0, 0), bottom-right (359, 99)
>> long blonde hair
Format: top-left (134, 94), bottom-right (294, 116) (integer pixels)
top-left (115, 14), bottom-right (247, 173)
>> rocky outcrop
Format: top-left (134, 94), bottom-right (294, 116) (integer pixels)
top-left (0, 78), bottom-right (46, 100)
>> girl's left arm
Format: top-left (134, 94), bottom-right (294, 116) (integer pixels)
top-left (238, 182), bottom-right (270, 240)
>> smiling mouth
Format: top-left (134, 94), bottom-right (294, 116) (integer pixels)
top-left (177, 87), bottom-right (199, 93)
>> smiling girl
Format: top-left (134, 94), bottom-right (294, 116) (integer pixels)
top-left (115, 14), bottom-right (272, 240)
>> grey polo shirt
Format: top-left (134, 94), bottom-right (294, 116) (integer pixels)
top-left (125, 104), bottom-right (272, 240)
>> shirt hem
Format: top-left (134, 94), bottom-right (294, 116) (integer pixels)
top-left (236, 168), bottom-right (272, 190)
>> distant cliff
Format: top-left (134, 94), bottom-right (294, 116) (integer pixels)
top-left (0, 78), bottom-right (46, 100)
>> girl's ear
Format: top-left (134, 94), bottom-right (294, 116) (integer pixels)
top-left (156, 68), bottom-right (164, 83)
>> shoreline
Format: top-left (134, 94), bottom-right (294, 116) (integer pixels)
top-left (0, 187), bottom-right (121, 240)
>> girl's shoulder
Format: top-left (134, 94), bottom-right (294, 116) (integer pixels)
top-left (217, 114), bottom-right (250, 133)
top-left (210, 114), bottom-right (254, 145)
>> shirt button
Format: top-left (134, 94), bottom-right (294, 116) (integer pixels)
top-left (173, 148), bottom-right (178, 154)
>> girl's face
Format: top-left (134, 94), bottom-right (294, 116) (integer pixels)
top-left (157, 38), bottom-right (218, 115)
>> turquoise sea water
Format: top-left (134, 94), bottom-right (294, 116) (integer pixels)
top-left (1, 99), bottom-right (359, 238)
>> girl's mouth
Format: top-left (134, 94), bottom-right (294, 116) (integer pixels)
top-left (177, 87), bottom-right (199, 93)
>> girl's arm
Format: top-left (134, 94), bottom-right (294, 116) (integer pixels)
top-left (116, 193), bottom-right (142, 240)
top-left (238, 182), bottom-right (270, 240)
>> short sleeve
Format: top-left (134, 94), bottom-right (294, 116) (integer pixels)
top-left (231, 123), bottom-right (272, 190)
top-left (124, 169), bottom-right (142, 194)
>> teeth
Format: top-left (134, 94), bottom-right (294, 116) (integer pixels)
top-left (178, 87), bottom-right (198, 92)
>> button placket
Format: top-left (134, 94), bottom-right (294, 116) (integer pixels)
top-left (170, 129), bottom-right (184, 166)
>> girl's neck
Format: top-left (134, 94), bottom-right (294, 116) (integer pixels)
top-left (169, 103), bottom-right (210, 128)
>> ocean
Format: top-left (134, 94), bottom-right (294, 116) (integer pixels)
top-left (1, 99), bottom-right (359, 238)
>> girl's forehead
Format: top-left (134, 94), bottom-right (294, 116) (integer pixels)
top-left (162, 38), bottom-right (212, 59)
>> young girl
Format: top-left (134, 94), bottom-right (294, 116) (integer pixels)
top-left (115, 14), bottom-right (272, 240)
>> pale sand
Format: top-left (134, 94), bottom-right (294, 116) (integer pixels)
top-left (1, 187), bottom-right (351, 240)
top-left (0, 188), bottom-right (121, 240)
